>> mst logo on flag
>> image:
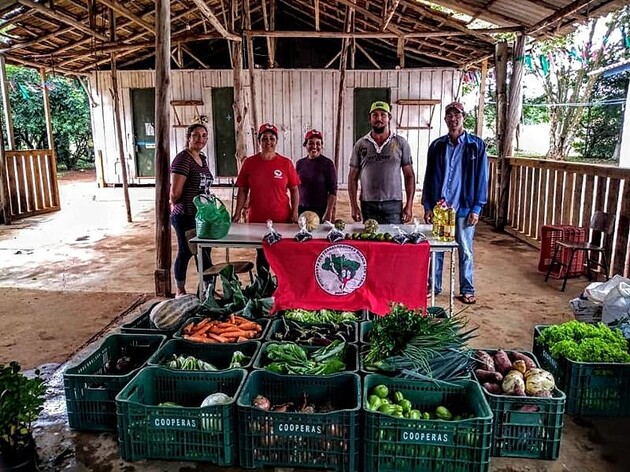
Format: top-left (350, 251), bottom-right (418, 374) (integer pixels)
top-left (315, 244), bottom-right (367, 295)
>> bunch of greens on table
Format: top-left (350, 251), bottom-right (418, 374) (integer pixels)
top-left (538, 320), bottom-right (630, 363)
top-left (283, 308), bottom-right (358, 324)
top-left (364, 303), bottom-right (477, 381)
top-left (270, 317), bottom-right (355, 345)
top-left (262, 340), bottom-right (347, 375)
top-left (199, 265), bottom-right (276, 319)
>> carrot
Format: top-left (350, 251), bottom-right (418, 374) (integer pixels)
top-left (207, 332), bottom-right (229, 343)
top-left (236, 336), bottom-right (248, 343)
top-left (211, 328), bottom-right (253, 338)
top-left (183, 334), bottom-right (214, 344)
top-left (234, 321), bottom-right (261, 331)
top-left (233, 315), bottom-right (253, 324)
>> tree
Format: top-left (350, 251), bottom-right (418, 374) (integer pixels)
top-left (0, 65), bottom-right (93, 170)
top-left (530, 8), bottom-right (629, 160)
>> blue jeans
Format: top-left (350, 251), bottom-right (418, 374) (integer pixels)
top-left (433, 216), bottom-right (476, 296)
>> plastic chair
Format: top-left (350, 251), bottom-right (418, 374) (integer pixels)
top-left (185, 229), bottom-right (254, 296)
top-left (544, 211), bottom-right (613, 292)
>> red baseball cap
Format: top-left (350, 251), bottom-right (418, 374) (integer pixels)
top-left (445, 101), bottom-right (466, 114)
top-left (303, 129), bottom-right (323, 146)
top-left (258, 123), bottom-right (278, 138)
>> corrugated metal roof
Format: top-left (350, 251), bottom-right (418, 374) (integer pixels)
top-left (0, 0), bottom-right (626, 74)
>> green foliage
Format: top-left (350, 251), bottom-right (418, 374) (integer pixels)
top-left (0, 65), bottom-right (93, 170)
top-left (0, 361), bottom-right (46, 450)
top-left (574, 71), bottom-right (629, 160)
top-left (538, 320), bottom-right (630, 362)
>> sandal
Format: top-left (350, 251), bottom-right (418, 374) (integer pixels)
top-left (461, 294), bottom-right (477, 305)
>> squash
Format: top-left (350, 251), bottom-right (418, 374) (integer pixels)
top-left (299, 211), bottom-right (320, 231)
top-left (364, 219), bottom-right (379, 234)
top-left (525, 369), bottom-right (555, 396)
top-left (149, 294), bottom-right (200, 330)
top-left (334, 219), bottom-right (346, 231)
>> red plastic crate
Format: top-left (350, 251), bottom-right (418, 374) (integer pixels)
top-left (538, 225), bottom-right (586, 278)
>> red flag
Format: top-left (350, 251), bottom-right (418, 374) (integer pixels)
top-left (263, 239), bottom-right (430, 316)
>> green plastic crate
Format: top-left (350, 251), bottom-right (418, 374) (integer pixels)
top-left (473, 349), bottom-right (565, 459)
top-left (147, 339), bottom-right (260, 370)
top-left (533, 325), bottom-right (630, 416)
top-left (115, 367), bottom-right (246, 464)
top-left (252, 341), bottom-right (358, 374)
top-left (363, 374), bottom-right (492, 472)
top-left (64, 333), bottom-right (166, 431)
top-left (120, 301), bottom-right (179, 336)
top-left (173, 316), bottom-right (269, 343)
top-left (266, 318), bottom-right (358, 344)
top-left (237, 370), bottom-right (360, 471)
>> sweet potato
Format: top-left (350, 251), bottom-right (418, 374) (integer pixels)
top-left (493, 349), bottom-right (512, 375)
top-left (510, 351), bottom-right (537, 370)
top-left (475, 369), bottom-right (503, 383)
top-left (516, 404), bottom-right (540, 412)
top-left (482, 382), bottom-right (502, 395)
top-left (475, 350), bottom-right (496, 372)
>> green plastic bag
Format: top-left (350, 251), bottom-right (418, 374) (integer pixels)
top-left (194, 194), bottom-right (231, 239)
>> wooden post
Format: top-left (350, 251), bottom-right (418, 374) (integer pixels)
top-left (245, 2), bottom-right (259, 150)
top-left (504, 35), bottom-right (525, 158)
top-left (155, 0), bottom-right (172, 297)
top-left (40, 68), bottom-right (54, 150)
top-left (110, 54), bottom-right (132, 224)
top-left (0, 135), bottom-right (10, 224)
top-left (476, 59), bottom-right (488, 137)
top-left (334, 7), bottom-right (353, 172)
top-left (494, 41), bottom-right (509, 229)
top-left (232, 42), bottom-right (247, 167)
top-left (0, 56), bottom-right (15, 150)
top-left (397, 36), bottom-right (405, 69)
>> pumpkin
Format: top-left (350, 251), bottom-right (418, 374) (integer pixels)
top-left (299, 211), bottom-right (320, 231)
top-left (149, 295), bottom-right (200, 330)
top-left (364, 219), bottom-right (379, 234)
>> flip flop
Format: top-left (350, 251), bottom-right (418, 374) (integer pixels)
top-left (461, 294), bottom-right (477, 305)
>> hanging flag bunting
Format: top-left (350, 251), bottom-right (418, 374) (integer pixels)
top-left (539, 54), bottom-right (550, 75)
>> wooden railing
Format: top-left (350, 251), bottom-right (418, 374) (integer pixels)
top-left (483, 156), bottom-right (630, 277)
top-left (3, 149), bottom-right (60, 220)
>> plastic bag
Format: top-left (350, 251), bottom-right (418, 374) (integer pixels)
top-left (602, 279), bottom-right (630, 324)
top-left (584, 275), bottom-right (630, 305)
top-left (194, 194), bottom-right (231, 239)
top-left (263, 220), bottom-right (282, 245)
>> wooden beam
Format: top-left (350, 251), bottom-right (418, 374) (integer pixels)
top-left (232, 39), bottom-right (247, 168)
top-left (495, 40), bottom-right (509, 230)
top-left (244, 0), bottom-right (259, 151)
top-left (429, 0), bottom-right (519, 26)
top-left (189, 0), bottom-right (241, 41)
top-left (355, 43), bottom-right (380, 69)
top-left (17, 0), bottom-right (109, 41)
top-left (314, 0), bottom-right (320, 31)
top-left (0, 26), bottom-right (76, 53)
top-left (98, 0), bottom-right (155, 34)
top-left (324, 50), bottom-right (341, 68)
top-left (244, 27), bottom-right (521, 39)
top-left (260, 0), bottom-right (274, 68)
top-left (334, 5), bottom-right (353, 173)
top-left (397, 36), bottom-right (405, 68)
top-left (527, 0), bottom-right (600, 36)
top-left (504, 35), bottom-right (525, 157)
top-left (335, 0), bottom-right (404, 35)
top-left (476, 58), bottom-right (488, 137)
top-left (40, 68), bottom-right (54, 150)
top-left (155, 0), bottom-right (172, 297)
top-left (0, 136), bottom-right (10, 224)
top-left (382, 0), bottom-right (401, 31)
top-left (181, 45), bottom-right (208, 68)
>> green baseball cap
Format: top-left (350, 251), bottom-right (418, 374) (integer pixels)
top-left (369, 101), bottom-right (391, 114)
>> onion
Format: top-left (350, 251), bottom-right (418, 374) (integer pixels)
top-left (253, 394), bottom-right (271, 411)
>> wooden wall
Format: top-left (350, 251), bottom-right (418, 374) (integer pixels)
top-left (88, 68), bottom-right (461, 187)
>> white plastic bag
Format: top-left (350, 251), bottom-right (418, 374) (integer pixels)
top-left (584, 275), bottom-right (630, 305)
top-left (602, 280), bottom-right (630, 324)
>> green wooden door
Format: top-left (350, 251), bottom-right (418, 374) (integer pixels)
top-left (353, 88), bottom-right (391, 143)
top-left (131, 88), bottom-right (156, 177)
top-left (212, 87), bottom-right (237, 177)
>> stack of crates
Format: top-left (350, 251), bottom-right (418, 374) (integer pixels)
top-left (538, 225), bottom-right (587, 279)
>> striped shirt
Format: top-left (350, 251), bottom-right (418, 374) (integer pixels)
top-left (170, 150), bottom-right (213, 216)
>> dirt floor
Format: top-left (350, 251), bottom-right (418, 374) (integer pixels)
top-left (0, 169), bottom-right (628, 471)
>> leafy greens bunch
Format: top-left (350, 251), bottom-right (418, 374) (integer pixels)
top-left (264, 340), bottom-right (347, 375)
top-left (364, 303), bottom-right (477, 381)
top-left (538, 320), bottom-right (630, 363)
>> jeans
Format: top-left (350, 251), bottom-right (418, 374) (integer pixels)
top-left (171, 214), bottom-right (212, 289)
top-left (360, 200), bottom-right (402, 224)
top-left (432, 216), bottom-right (476, 295)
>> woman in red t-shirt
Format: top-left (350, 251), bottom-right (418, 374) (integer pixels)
top-left (233, 123), bottom-right (300, 271)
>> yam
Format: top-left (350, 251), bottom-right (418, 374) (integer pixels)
top-left (482, 382), bottom-right (502, 395)
top-left (475, 369), bottom-right (503, 383)
top-left (512, 360), bottom-right (527, 374)
top-left (475, 350), bottom-right (496, 372)
top-left (493, 349), bottom-right (512, 375)
top-left (510, 351), bottom-right (537, 370)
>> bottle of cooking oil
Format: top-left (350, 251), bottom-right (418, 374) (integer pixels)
top-left (444, 207), bottom-right (456, 242)
top-left (432, 200), bottom-right (445, 239)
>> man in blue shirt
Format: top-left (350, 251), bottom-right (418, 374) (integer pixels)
top-left (422, 102), bottom-right (488, 304)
